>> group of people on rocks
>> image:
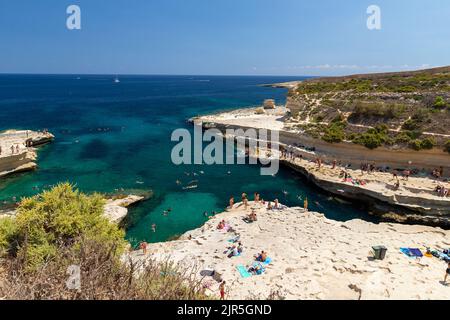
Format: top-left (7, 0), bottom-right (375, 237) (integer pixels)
top-left (435, 184), bottom-right (449, 197)
top-left (0, 144), bottom-right (21, 156)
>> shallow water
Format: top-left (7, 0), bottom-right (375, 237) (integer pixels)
top-left (0, 75), bottom-right (377, 244)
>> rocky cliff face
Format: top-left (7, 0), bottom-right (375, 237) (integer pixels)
top-left (0, 130), bottom-right (54, 178)
top-left (285, 66), bottom-right (450, 153)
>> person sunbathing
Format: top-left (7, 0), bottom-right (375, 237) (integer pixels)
top-left (217, 220), bottom-right (226, 230)
top-left (247, 210), bottom-right (257, 222)
top-left (255, 251), bottom-right (268, 262)
top-left (237, 242), bottom-right (244, 254)
top-left (248, 263), bottom-right (263, 275)
top-left (228, 245), bottom-right (239, 258)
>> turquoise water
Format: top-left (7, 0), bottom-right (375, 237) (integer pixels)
top-left (0, 75), bottom-right (376, 244)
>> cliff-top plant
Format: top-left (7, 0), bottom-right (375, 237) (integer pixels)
top-left (8, 183), bottom-right (126, 269)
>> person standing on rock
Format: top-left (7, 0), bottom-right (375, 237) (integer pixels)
top-left (140, 242), bottom-right (148, 255)
top-left (242, 193), bottom-right (248, 209)
top-left (304, 197), bottom-right (309, 211)
top-left (10, 145), bottom-right (14, 154)
top-left (228, 196), bottom-right (235, 209)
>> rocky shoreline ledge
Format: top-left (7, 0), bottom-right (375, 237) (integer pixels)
top-left (1, 193), bottom-right (146, 224)
top-left (129, 202), bottom-right (450, 300)
top-left (0, 129), bottom-right (54, 178)
top-left (190, 107), bottom-right (449, 227)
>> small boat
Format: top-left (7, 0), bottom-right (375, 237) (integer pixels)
top-left (114, 75), bottom-right (120, 83)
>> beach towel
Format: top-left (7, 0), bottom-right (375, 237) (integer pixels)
top-left (400, 248), bottom-right (414, 258)
top-left (228, 236), bottom-right (240, 243)
top-left (227, 251), bottom-right (241, 258)
top-left (256, 256), bottom-right (272, 265)
top-left (236, 265), bottom-right (252, 278)
top-left (408, 248), bottom-right (423, 258)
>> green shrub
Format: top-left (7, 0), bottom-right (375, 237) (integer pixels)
top-left (353, 133), bottom-right (383, 149)
top-left (405, 130), bottom-right (423, 140)
top-left (445, 140), bottom-right (450, 153)
top-left (409, 139), bottom-right (423, 151)
top-left (322, 121), bottom-right (346, 143)
top-left (395, 86), bottom-right (416, 93)
top-left (409, 138), bottom-right (435, 151)
top-left (395, 132), bottom-right (412, 144)
top-left (0, 217), bottom-right (17, 256)
top-left (350, 103), bottom-right (403, 120)
top-left (352, 125), bottom-right (389, 149)
top-left (420, 137), bottom-right (436, 150)
top-left (433, 96), bottom-right (447, 109)
top-left (13, 183), bottom-right (126, 269)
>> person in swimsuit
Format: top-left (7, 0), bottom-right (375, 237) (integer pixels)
top-left (219, 281), bottom-right (226, 300)
top-left (445, 261), bottom-right (450, 285)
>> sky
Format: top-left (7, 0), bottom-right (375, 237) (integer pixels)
top-left (0, 0), bottom-right (449, 76)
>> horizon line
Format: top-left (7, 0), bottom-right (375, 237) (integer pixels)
top-left (0, 72), bottom-right (312, 78)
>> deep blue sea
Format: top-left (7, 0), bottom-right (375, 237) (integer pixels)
top-left (0, 74), bottom-right (376, 244)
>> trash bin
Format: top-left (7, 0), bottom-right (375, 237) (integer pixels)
top-left (372, 246), bottom-right (388, 260)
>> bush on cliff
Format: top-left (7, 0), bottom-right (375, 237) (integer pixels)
top-left (0, 217), bottom-right (17, 256)
top-left (322, 121), bottom-right (346, 143)
top-left (9, 183), bottom-right (126, 269)
top-left (409, 137), bottom-right (436, 151)
top-left (433, 96), bottom-right (447, 109)
top-left (0, 184), bottom-right (209, 300)
top-left (351, 125), bottom-right (389, 149)
top-left (445, 140), bottom-right (450, 153)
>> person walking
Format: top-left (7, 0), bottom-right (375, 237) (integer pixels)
top-left (444, 261), bottom-right (450, 285)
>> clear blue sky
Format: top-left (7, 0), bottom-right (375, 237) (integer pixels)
top-left (0, 0), bottom-right (449, 76)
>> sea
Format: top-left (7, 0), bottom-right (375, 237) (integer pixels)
top-left (0, 74), bottom-right (378, 245)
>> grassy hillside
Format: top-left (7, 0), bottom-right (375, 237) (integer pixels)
top-left (287, 66), bottom-right (450, 151)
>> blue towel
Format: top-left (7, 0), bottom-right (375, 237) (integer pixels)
top-left (236, 265), bottom-right (251, 278)
top-left (400, 248), bottom-right (414, 258)
top-left (408, 248), bottom-right (423, 258)
top-left (256, 256), bottom-right (272, 265)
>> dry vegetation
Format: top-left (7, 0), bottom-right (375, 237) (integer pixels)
top-left (0, 184), bottom-right (209, 300)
